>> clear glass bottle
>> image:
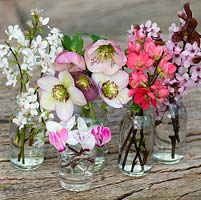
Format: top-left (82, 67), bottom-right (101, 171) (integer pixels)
top-left (153, 102), bottom-right (187, 164)
top-left (58, 146), bottom-right (95, 191)
top-left (118, 110), bottom-right (154, 176)
top-left (9, 122), bottom-right (45, 170)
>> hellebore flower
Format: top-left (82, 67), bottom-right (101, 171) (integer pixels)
top-left (92, 70), bottom-right (131, 108)
top-left (91, 125), bottom-right (111, 147)
top-left (85, 39), bottom-right (126, 75)
top-left (54, 50), bottom-right (86, 72)
top-left (69, 117), bottom-right (96, 151)
top-left (37, 71), bottom-right (87, 121)
top-left (46, 116), bottom-right (76, 152)
top-left (71, 71), bottom-right (98, 101)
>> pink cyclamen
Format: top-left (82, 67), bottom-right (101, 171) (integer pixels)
top-left (91, 125), bottom-right (111, 147)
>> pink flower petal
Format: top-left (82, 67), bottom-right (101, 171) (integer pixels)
top-left (55, 99), bottom-right (74, 121)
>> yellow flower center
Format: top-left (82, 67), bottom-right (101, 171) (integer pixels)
top-left (52, 84), bottom-right (69, 102)
top-left (96, 45), bottom-right (115, 61)
top-left (76, 75), bottom-right (91, 90)
top-left (101, 81), bottom-right (119, 99)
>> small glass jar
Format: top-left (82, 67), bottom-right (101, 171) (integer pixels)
top-left (9, 122), bottom-right (45, 170)
top-left (58, 146), bottom-right (95, 191)
top-left (77, 100), bottom-right (109, 172)
top-left (118, 110), bottom-right (154, 176)
top-left (153, 102), bottom-right (187, 164)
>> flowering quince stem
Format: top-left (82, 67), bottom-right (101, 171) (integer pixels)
top-left (119, 110), bottom-right (149, 171)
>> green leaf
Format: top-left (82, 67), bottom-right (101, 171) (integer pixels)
top-left (61, 34), bottom-right (72, 51)
top-left (91, 34), bottom-right (107, 43)
top-left (101, 102), bottom-right (107, 112)
top-left (71, 32), bottom-right (84, 54)
top-left (131, 104), bottom-right (141, 114)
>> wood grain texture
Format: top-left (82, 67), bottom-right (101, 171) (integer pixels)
top-left (0, 69), bottom-right (201, 200)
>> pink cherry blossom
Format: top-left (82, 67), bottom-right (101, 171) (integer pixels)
top-left (54, 50), bottom-right (86, 72)
top-left (91, 125), bottom-right (111, 147)
top-left (84, 39), bottom-right (126, 75)
top-left (144, 39), bottom-right (164, 60)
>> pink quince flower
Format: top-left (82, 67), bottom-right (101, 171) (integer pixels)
top-left (91, 125), bottom-right (111, 147)
top-left (144, 38), bottom-right (164, 60)
top-left (129, 71), bottom-right (148, 89)
top-left (92, 70), bottom-right (131, 108)
top-left (151, 81), bottom-right (169, 105)
top-left (132, 87), bottom-right (156, 110)
top-left (54, 50), bottom-right (86, 72)
top-left (37, 71), bottom-right (87, 121)
top-left (127, 52), bottom-right (154, 71)
top-left (84, 39), bottom-right (126, 75)
top-left (158, 59), bottom-right (177, 78)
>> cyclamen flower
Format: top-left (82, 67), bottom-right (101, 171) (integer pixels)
top-left (54, 50), bottom-right (86, 72)
top-left (46, 116), bottom-right (76, 152)
top-left (85, 39), bottom-right (126, 75)
top-left (37, 71), bottom-right (87, 121)
top-left (92, 70), bottom-right (131, 108)
top-left (71, 71), bottom-right (98, 101)
top-left (69, 117), bottom-right (96, 151)
top-left (91, 125), bottom-right (111, 147)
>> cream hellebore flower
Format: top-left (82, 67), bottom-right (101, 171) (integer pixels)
top-left (92, 70), bottom-right (131, 108)
top-left (84, 40), bottom-right (126, 75)
top-left (37, 71), bottom-right (87, 121)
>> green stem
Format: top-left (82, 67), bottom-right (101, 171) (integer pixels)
top-left (88, 102), bottom-right (95, 125)
top-left (5, 41), bottom-right (24, 93)
top-left (21, 128), bottom-right (25, 164)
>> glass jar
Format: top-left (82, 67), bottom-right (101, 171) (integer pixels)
top-left (58, 146), bottom-right (95, 191)
top-left (153, 102), bottom-right (187, 164)
top-left (9, 122), bottom-right (45, 170)
top-left (118, 111), bottom-right (154, 176)
top-left (77, 100), bottom-right (109, 172)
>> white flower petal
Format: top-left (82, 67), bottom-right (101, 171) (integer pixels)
top-left (102, 95), bottom-right (123, 108)
top-left (92, 72), bottom-right (108, 86)
top-left (80, 132), bottom-right (96, 151)
top-left (67, 130), bottom-right (79, 145)
top-left (55, 99), bottom-right (74, 121)
top-left (117, 88), bottom-right (131, 104)
top-left (46, 121), bottom-right (62, 132)
top-left (111, 70), bottom-right (129, 89)
top-left (37, 76), bottom-right (60, 92)
top-left (61, 116), bottom-right (75, 131)
top-left (40, 91), bottom-right (56, 110)
top-left (58, 71), bottom-right (74, 88)
top-left (68, 86), bottom-right (87, 106)
top-left (77, 117), bottom-right (88, 132)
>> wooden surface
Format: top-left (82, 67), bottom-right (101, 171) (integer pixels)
top-left (0, 74), bottom-right (201, 200)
